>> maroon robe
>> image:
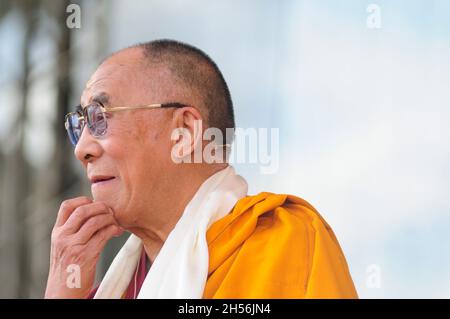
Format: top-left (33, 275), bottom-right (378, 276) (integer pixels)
top-left (86, 248), bottom-right (149, 299)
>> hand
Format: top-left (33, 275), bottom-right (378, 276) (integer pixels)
top-left (44, 197), bottom-right (123, 298)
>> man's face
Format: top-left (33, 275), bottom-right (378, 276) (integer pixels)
top-left (75, 49), bottom-right (175, 227)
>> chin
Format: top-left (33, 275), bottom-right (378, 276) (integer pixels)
top-left (91, 193), bottom-right (114, 206)
top-left (91, 194), bottom-right (122, 219)
top-left (111, 206), bottom-right (136, 229)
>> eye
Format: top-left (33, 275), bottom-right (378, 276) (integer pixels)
top-left (95, 111), bottom-right (104, 122)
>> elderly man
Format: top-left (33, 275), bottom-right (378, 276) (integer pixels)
top-left (44, 39), bottom-right (357, 299)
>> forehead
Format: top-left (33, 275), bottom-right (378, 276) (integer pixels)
top-left (81, 49), bottom-right (147, 107)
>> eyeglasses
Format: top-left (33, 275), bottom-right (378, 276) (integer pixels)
top-left (64, 102), bottom-right (188, 146)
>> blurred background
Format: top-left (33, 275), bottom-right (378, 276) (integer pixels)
top-left (1, 0), bottom-right (449, 298)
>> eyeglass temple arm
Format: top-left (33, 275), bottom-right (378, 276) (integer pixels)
top-left (101, 103), bottom-right (187, 113)
top-left (101, 104), bottom-right (163, 112)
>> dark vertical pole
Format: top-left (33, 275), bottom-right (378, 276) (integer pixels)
top-left (53, 0), bottom-right (77, 196)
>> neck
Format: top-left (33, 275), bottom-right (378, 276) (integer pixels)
top-left (129, 163), bottom-right (228, 263)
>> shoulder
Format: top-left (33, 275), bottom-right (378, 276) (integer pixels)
top-left (217, 191), bottom-right (337, 243)
top-left (206, 192), bottom-right (357, 298)
top-left (206, 191), bottom-right (340, 275)
top-left (243, 191), bottom-right (338, 249)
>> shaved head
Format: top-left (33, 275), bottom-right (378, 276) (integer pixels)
top-left (121, 39), bottom-right (236, 144)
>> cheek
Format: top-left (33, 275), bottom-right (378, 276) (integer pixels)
top-left (101, 121), bottom-right (169, 202)
top-left (110, 143), bottom-right (153, 196)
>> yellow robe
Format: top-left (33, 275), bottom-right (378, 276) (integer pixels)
top-left (203, 192), bottom-right (358, 298)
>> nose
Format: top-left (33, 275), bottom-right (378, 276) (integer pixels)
top-left (74, 125), bottom-right (103, 165)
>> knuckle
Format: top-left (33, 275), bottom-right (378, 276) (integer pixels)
top-left (59, 199), bottom-right (73, 212)
top-left (51, 227), bottom-right (63, 242)
top-left (50, 230), bottom-right (58, 243)
top-left (71, 244), bottom-right (84, 256)
top-left (59, 197), bottom-right (90, 214)
top-left (74, 196), bottom-right (90, 204)
top-left (74, 205), bottom-right (89, 220)
top-left (84, 219), bottom-right (98, 233)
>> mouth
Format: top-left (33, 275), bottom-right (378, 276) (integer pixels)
top-left (90, 176), bottom-right (116, 184)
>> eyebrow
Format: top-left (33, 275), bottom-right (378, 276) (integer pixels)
top-left (80, 92), bottom-right (111, 109)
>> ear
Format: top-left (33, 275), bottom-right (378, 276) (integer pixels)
top-left (170, 107), bottom-right (204, 162)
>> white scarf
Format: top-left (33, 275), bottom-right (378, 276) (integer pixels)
top-left (93, 165), bottom-right (248, 299)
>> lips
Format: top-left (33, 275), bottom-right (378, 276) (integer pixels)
top-left (90, 176), bottom-right (116, 184)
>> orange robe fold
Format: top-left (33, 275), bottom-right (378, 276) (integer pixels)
top-left (203, 192), bottom-right (358, 298)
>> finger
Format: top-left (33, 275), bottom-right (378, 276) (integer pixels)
top-left (73, 213), bottom-right (118, 245)
top-left (86, 224), bottom-right (123, 255)
top-left (55, 197), bottom-right (92, 227)
top-left (63, 202), bottom-right (112, 234)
